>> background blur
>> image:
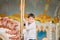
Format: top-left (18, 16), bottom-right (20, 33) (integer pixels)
top-left (0, 0), bottom-right (60, 17)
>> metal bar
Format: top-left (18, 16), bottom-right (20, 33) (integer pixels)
top-left (20, 0), bottom-right (25, 37)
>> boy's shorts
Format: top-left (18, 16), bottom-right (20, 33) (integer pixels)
top-left (29, 39), bottom-right (36, 40)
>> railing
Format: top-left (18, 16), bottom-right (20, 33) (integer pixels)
top-left (37, 22), bottom-right (59, 40)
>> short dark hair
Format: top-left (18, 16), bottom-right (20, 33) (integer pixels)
top-left (28, 13), bottom-right (35, 18)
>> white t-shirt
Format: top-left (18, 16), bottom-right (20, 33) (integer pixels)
top-left (24, 21), bottom-right (36, 40)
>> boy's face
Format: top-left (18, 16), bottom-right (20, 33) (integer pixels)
top-left (28, 17), bottom-right (35, 24)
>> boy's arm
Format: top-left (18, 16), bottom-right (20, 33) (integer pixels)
top-left (23, 18), bottom-right (25, 22)
top-left (26, 23), bottom-right (35, 30)
top-left (23, 18), bottom-right (34, 30)
top-left (26, 26), bottom-right (34, 30)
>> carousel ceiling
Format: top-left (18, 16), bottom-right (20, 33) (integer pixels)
top-left (0, 0), bottom-right (60, 17)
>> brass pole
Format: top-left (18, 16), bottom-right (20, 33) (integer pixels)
top-left (20, 0), bottom-right (25, 36)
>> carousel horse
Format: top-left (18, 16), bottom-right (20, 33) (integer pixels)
top-left (0, 17), bottom-right (21, 40)
top-left (0, 28), bottom-right (10, 40)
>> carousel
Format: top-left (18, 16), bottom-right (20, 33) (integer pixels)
top-left (0, 0), bottom-right (60, 40)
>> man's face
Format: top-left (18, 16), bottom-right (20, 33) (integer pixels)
top-left (28, 17), bottom-right (35, 24)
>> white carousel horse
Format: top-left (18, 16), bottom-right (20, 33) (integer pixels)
top-left (0, 28), bottom-right (10, 40)
top-left (0, 20), bottom-right (20, 40)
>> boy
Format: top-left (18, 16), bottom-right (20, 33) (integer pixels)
top-left (23, 13), bottom-right (36, 40)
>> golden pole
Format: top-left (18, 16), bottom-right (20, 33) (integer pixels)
top-left (20, 0), bottom-right (25, 36)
